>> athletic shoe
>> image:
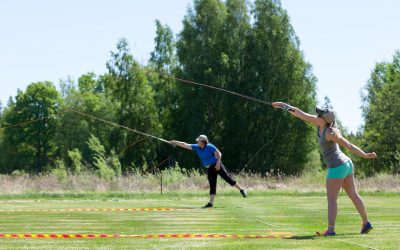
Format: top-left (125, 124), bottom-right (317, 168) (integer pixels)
top-left (316, 230), bottom-right (336, 236)
top-left (202, 203), bottom-right (213, 209)
top-left (361, 222), bottom-right (373, 234)
top-left (240, 189), bottom-right (248, 198)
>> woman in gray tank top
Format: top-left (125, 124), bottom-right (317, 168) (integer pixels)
top-left (272, 101), bottom-right (377, 236)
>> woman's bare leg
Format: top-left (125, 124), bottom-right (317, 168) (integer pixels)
top-left (343, 174), bottom-right (368, 224)
top-left (326, 178), bottom-right (344, 231)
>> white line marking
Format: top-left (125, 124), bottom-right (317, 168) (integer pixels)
top-left (334, 238), bottom-right (378, 250)
top-left (255, 219), bottom-right (280, 228)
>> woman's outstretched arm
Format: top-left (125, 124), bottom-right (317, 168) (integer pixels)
top-left (272, 102), bottom-right (323, 127)
top-left (325, 129), bottom-right (377, 159)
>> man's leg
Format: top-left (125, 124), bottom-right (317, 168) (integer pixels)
top-left (205, 165), bottom-right (218, 207)
top-left (218, 163), bottom-right (247, 197)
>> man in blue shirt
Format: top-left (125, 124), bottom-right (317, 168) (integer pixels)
top-left (170, 135), bottom-right (248, 208)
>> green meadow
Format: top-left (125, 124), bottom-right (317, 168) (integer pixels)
top-left (0, 192), bottom-right (398, 249)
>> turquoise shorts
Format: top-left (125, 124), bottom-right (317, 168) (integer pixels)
top-left (327, 160), bottom-right (354, 179)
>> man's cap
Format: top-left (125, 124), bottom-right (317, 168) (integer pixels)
top-left (196, 135), bottom-right (209, 143)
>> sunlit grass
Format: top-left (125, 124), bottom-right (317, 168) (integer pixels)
top-left (0, 193), bottom-right (398, 249)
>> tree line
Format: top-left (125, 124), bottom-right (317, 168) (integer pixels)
top-left (0, 0), bottom-right (398, 176)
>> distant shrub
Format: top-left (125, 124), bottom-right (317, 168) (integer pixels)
top-left (107, 150), bottom-right (121, 177)
top-left (10, 169), bottom-right (28, 177)
top-left (68, 148), bottom-right (85, 174)
top-left (52, 158), bottom-right (68, 183)
top-left (87, 134), bottom-right (116, 181)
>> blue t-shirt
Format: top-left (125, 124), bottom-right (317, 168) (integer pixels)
top-left (191, 143), bottom-right (218, 167)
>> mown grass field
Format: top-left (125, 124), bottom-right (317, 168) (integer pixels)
top-left (0, 192), bottom-right (399, 249)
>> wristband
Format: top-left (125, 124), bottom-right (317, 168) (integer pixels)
top-left (282, 104), bottom-right (295, 112)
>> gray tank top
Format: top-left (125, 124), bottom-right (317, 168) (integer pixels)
top-left (317, 127), bottom-right (350, 168)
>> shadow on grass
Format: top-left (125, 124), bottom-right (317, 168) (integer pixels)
top-left (286, 235), bottom-right (318, 240)
top-left (287, 232), bottom-right (362, 240)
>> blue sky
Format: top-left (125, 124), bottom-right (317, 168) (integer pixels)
top-left (1, 0), bottom-right (399, 133)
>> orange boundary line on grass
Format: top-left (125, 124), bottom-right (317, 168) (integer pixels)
top-left (0, 233), bottom-right (294, 239)
top-left (0, 208), bottom-right (191, 213)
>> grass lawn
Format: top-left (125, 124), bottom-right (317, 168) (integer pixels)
top-left (0, 192), bottom-right (398, 249)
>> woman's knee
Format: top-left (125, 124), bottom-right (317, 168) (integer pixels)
top-left (347, 190), bottom-right (361, 200)
top-left (327, 193), bottom-right (339, 203)
top-left (327, 197), bottom-right (338, 205)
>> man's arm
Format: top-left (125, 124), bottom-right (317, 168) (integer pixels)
top-left (214, 149), bottom-right (222, 170)
top-left (170, 140), bottom-right (192, 150)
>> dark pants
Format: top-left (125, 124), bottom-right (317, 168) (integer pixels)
top-left (207, 162), bottom-right (237, 195)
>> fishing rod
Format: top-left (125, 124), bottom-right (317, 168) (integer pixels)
top-left (144, 68), bottom-right (289, 171)
top-left (66, 108), bottom-right (172, 145)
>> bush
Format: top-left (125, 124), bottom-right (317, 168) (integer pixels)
top-left (10, 169), bottom-right (28, 177)
top-left (94, 157), bottom-right (116, 181)
top-left (87, 134), bottom-right (116, 181)
top-left (52, 158), bottom-right (68, 183)
top-left (161, 163), bottom-right (186, 185)
top-left (107, 150), bottom-right (122, 177)
top-left (68, 148), bottom-right (85, 174)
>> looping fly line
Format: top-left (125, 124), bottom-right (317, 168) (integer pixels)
top-left (66, 108), bottom-right (171, 144)
top-left (146, 69), bottom-right (286, 169)
top-left (0, 109), bottom-right (171, 145)
top-left (145, 68), bottom-right (273, 106)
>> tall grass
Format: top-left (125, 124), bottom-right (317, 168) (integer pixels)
top-left (1, 166), bottom-right (399, 195)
